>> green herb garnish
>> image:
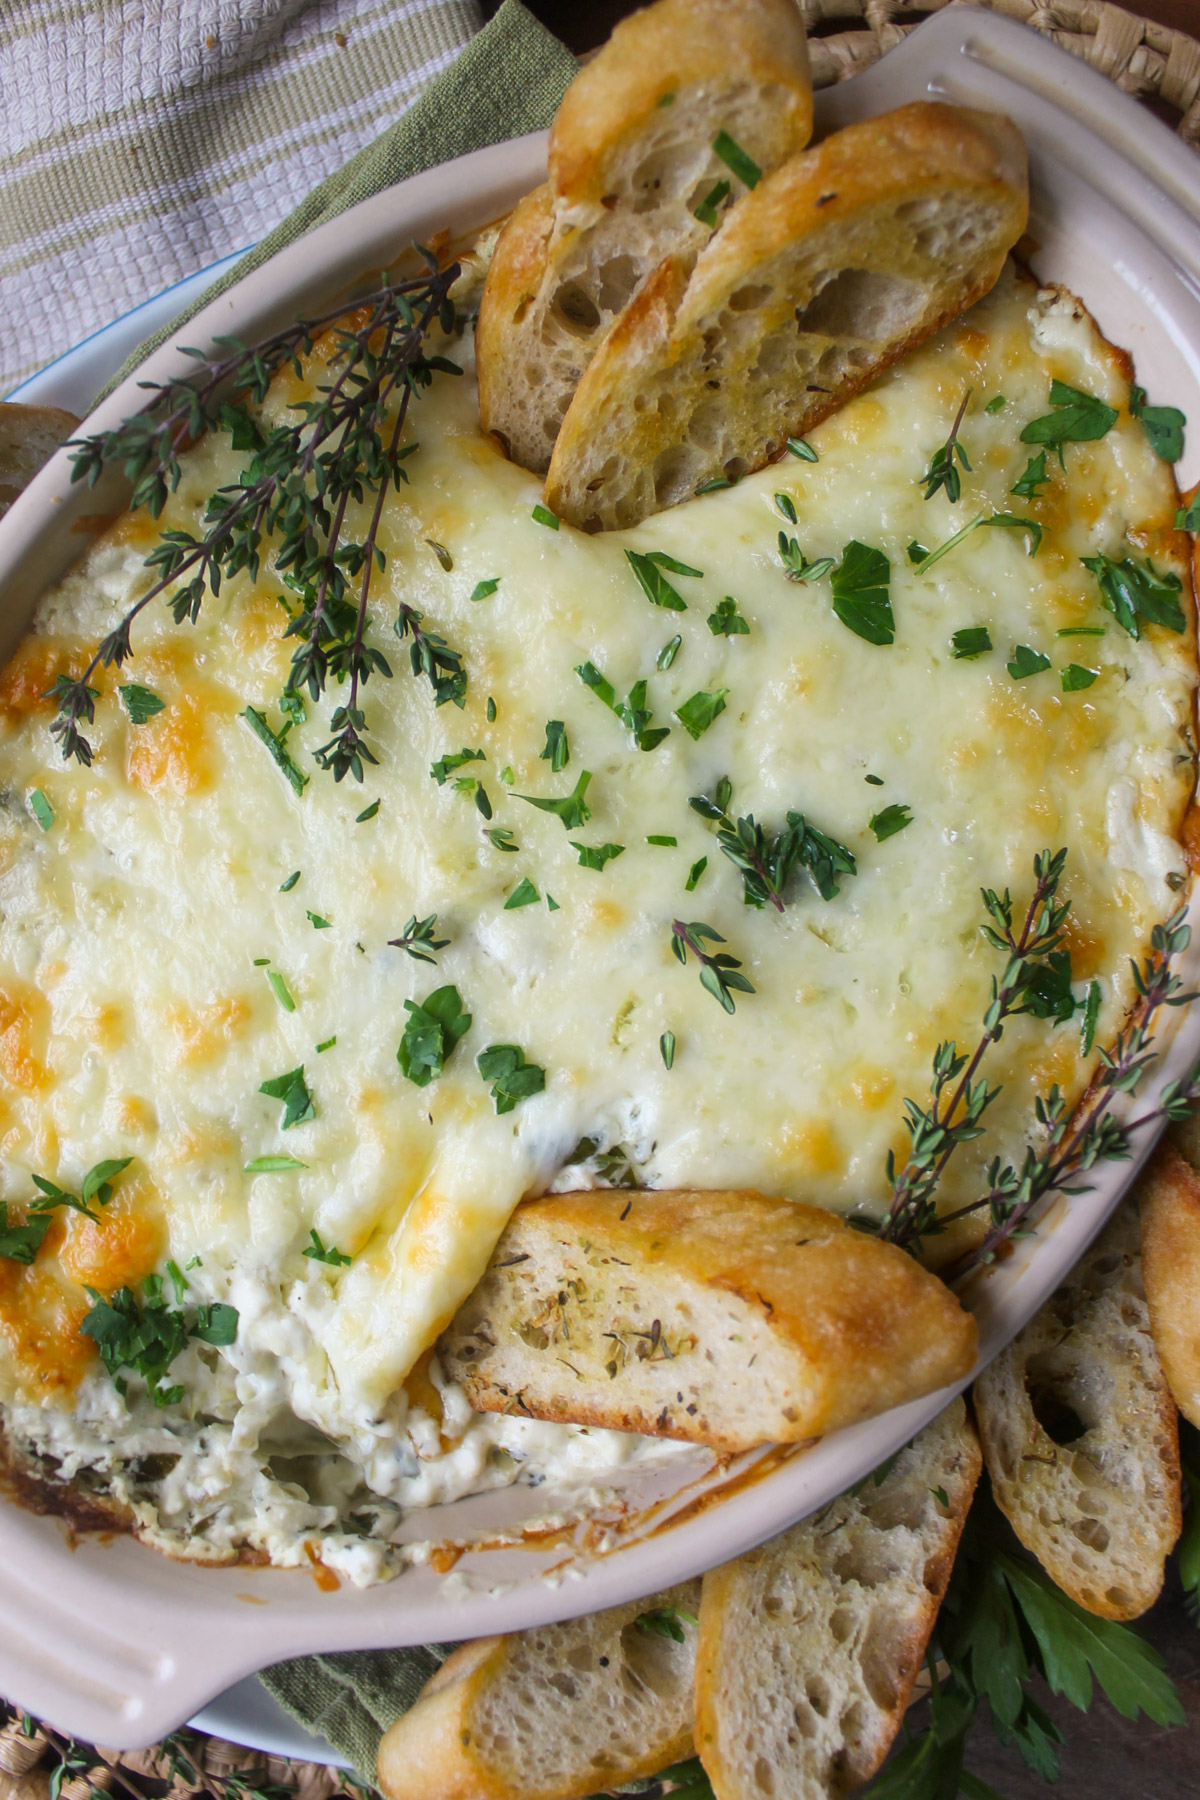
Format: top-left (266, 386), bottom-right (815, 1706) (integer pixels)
top-left (1060, 664), bottom-right (1098, 692)
top-left (279, 870), bottom-right (301, 891)
top-left (431, 746), bottom-right (484, 784)
top-left (693, 178), bottom-right (731, 228)
top-left (389, 913), bottom-right (449, 964)
top-left (1011, 450), bottom-right (1050, 498)
top-left (690, 790), bottom-right (856, 909)
top-left (356, 799), bottom-right (380, 822)
top-left (517, 769), bottom-right (593, 828)
top-left (398, 985), bottom-right (471, 1087)
top-left (657, 634), bottom-right (682, 670)
top-left (675, 688), bottom-right (728, 740)
top-left (984, 395), bottom-right (1007, 414)
top-left (477, 1044), bottom-right (546, 1113)
top-left (829, 541), bottom-right (894, 644)
top-left (531, 504), bottom-right (559, 530)
top-left (1007, 645), bottom-right (1052, 680)
top-left (241, 706), bottom-right (308, 795)
top-left (951, 627), bottom-right (993, 660)
top-left (504, 877), bottom-right (540, 909)
top-left (267, 969), bottom-right (296, 1012)
top-left (670, 920), bottom-right (755, 1013)
top-left (708, 596), bottom-right (749, 636)
top-left (1129, 385), bottom-right (1185, 462)
top-left (426, 539), bottom-right (453, 572)
top-left (259, 1066), bottom-right (316, 1129)
top-left (244, 1155), bottom-right (307, 1173)
top-left (572, 841), bottom-right (625, 872)
top-left (306, 910), bottom-right (331, 929)
top-left (469, 577), bottom-right (500, 602)
top-left (315, 1036), bottom-right (337, 1053)
top-left (27, 790), bottom-right (53, 831)
top-left (777, 535), bottom-right (835, 584)
top-left (626, 549), bottom-right (688, 611)
top-left (485, 826), bottom-right (520, 852)
top-left (119, 683), bottom-right (165, 724)
top-left (685, 856), bottom-right (708, 891)
top-left (659, 1031), bottom-right (676, 1070)
top-left (787, 437), bottom-right (818, 462)
top-left (576, 662), bottom-right (670, 751)
top-left (541, 719), bottom-right (569, 771)
top-left (636, 1605), bottom-right (699, 1642)
top-left (869, 803), bottom-right (913, 842)
top-left (712, 129), bottom-right (762, 188)
top-left (303, 1229), bottom-right (351, 1267)
top-left (647, 835), bottom-right (677, 847)
top-left (1020, 378), bottom-right (1118, 463)
top-left (81, 1279), bottom-right (239, 1406)
top-left (1081, 552), bottom-right (1185, 638)
top-left (920, 390), bottom-right (972, 503)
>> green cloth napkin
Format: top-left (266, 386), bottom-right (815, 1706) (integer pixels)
top-left (103, 0), bottom-right (577, 400)
top-left (207, 3), bottom-right (577, 1774)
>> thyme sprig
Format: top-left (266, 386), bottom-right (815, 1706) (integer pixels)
top-left (670, 919), bottom-right (755, 1012)
top-left (54, 255), bottom-right (463, 775)
top-left (689, 787), bottom-right (855, 911)
top-left (920, 389), bottom-right (972, 503)
top-left (879, 850), bottom-right (1074, 1252)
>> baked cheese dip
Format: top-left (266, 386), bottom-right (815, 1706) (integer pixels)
top-left (0, 261), bottom-right (1192, 1583)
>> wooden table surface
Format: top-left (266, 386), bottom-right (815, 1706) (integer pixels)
top-left (479, 0), bottom-right (1200, 1791)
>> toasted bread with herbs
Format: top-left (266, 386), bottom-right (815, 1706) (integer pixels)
top-left (694, 1399), bottom-right (981, 1800)
top-left (973, 1203), bottom-right (1181, 1620)
top-left (438, 1188), bottom-right (977, 1452)
top-left (1140, 1133), bottom-right (1200, 1428)
top-left (545, 102), bottom-right (1027, 531)
top-left (374, 1582), bottom-right (700, 1800)
top-left (475, 0), bottom-right (813, 475)
top-left (0, 401), bottom-right (79, 516)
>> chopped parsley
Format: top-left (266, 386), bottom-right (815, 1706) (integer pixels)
top-left (504, 877), bottom-right (540, 909)
top-left (712, 129), bottom-right (762, 188)
top-left (984, 395), bottom-right (1007, 414)
top-left (636, 1604), bottom-right (699, 1642)
top-left (315, 1036), bottom-right (337, 1053)
top-left (0, 1207), bottom-right (52, 1264)
top-left (1129, 385), bottom-right (1185, 462)
top-left (517, 769), bottom-right (592, 828)
top-left (951, 626), bottom-right (993, 660)
top-left (869, 803), bottom-right (913, 842)
top-left (398, 985), bottom-right (472, 1087)
top-left (829, 542), bottom-right (894, 645)
top-left (576, 662), bottom-right (670, 751)
top-left (1020, 378), bottom-right (1118, 462)
top-left (657, 634), bottom-right (682, 670)
top-left (81, 1279), bottom-right (238, 1406)
top-left (647, 834), bottom-right (677, 847)
top-left (279, 870), bottom-right (301, 891)
top-left (119, 683), bottom-right (165, 724)
top-left (1007, 645), bottom-right (1052, 680)
top-left (646, 551), bottom-right (704, 576)
top-left (1081, 552), bottom-right (1185, 638)
top-left (708, 596), bottom-right (749, 636)
top-left (259, 1066), bottom-right (316, 1129)
top-left (685, 856), bottom-right (708, 891)
top-left (470, 577), bottom-right (500, 601)
top-left (241, 705), bottom-right (308, 795)
top-left (477, 1044), bottom-right (546, 1113)
top-left (674, 688), bottom-right (728, 740)
top-left (1177, 494), bottom-right (1200, 532)
top-left (303, 1229), bottom-right (351, 1267)
top-left (572, 841), bottom-right (625, 872)
top-left (531, 504), bottom-right (559, 530)
top-left (267, 969), bottom-right (296, 1012)
top-left (1061, 663), bottom-right (1099, 692)
top-left (306, 910), bottom-right (331, 929)
top-left (431, 746), bottom-right (484, 784)
top-left (626, 549), bottom-right (689, 611)
top-left (26, 790), bottom-right (53, 831)
top-left (1011, 450), bottom-right (1050, 498)
top-left (693, 178), bottom-right (731, 228)
top-left (541, 719), bottom-right (569, 771)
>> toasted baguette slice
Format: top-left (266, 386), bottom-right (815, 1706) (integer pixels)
top-left (545, 101), bottom-right (1028, 531)
top-left (694, 1399), bottom-right (980, 1800)
top-left (1140, 1136), bottom-right (1200, 1427)
top-left (439, 1189), bottom-right (977, 1452)
top-left (476, 0), bottom-right (813, 475)
top-left (0, 401), bottom-right (79, 516)
top-left (374, 1581), bottom-right (700, 1800)
top-left (973, 1203), bottom-right (1180, 1620)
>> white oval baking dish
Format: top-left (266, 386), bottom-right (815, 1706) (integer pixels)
top-left (2, 4), bottom-right (1200, 1748)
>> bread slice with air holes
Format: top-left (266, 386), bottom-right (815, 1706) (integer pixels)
top-left (475, 0), bottom-right (813, 476)
top-left (0, 401), bottom-right (79, 517)
top-left (544, 101), bottom-right (1028, 531)
top-left (694, 1398), bottom-right (981, 1800)
top-left (1140, 1131), bottom-right (1200, 1428)
top-left (374, 1580), bottom-right (700, 1800)
top-left (973, 1201), bottom-right (1181, 1620)
top-left (438, 1188), bottom-right (977, 1454)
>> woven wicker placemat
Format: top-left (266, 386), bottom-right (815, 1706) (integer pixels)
top-left (799, 0), bottom-right (1200, 146)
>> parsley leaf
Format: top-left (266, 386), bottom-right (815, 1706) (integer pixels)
top-left (1007, 645), bottom-right (1052, 680)
top-left (635, 1604), bottom-right (699, 1642)
top-left (540, 719), bottom-right (569, 771)
top-left (1129, 384), bottom-right (1185, 462)
top-left (26, 790), bottom-right (53, 831)
top-left (829, 541), bottom-right (894, 645)
top-left (951, 626), bottom-right (993, 659)
top-left (984, 395), bottom-right (1007, 414)
top-left (81, 1280), bottom-right (239, 1406)
top-left (306, 910), bottom-right (331, 929)
top-left (1011, 450), bottom-right (1050, 498)
top-left (470, 577), bottom-right (500, 602)
top-left (647, 551), bottom-right (703, 576)
top-left (303, 1229), bottom-right (351, 1267)
top-left (571, 841), bottom-right (625, 872)
top-left (431, 746), bottom-right (484, 784)
top-left (259, 1065), bottom-right (316, 1130)
top-left (1061, 663), bottom-right (1098, 692)
top-left (398, 985), bottom-right (472, 1087)
top-left (576, 663), bottom-right (669, 751)
top-left (869, 803), bottom-right (913, 842)
top-left (1177, 494), bottom-right (1200, 532)
top-left (119, 683), bottom-right (165, 725)
top-left (81, 1157), bottom-right (133, 1208)
top-left (708, 596), bottom-right (750, 636)
top-left (1081, 552), bottom-right (1185, 638)
top-left (626, 549), bottom-right (688, 610)
top-left (685, 856), bottom-right (707, 890)
top-left (517, 769), bottom-right (592, 829)
top-left (712, 129), bottom-right (761, 188)
top-left (504, 877), bottom-right (541, 910)
top-left (0, 1206), bottom-right (52, 1264)
top-left (1020, 378), bottom-right (1118, 462)
top-left (675, 688), bottom-right (728, 740)
top-left (477, 1043), bottom-right (546, 1113)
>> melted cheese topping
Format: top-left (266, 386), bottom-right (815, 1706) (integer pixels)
top-left (0, 263), bottom-right (1193, 1580)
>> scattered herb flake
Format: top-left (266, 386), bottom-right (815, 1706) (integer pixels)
top-left (693, 178), bottom-right (731, 228)
top-left (486, 696), bottom-right (497, 722)
top-left (660, 1031), bottom-right (676, 1070)
top-left (647, 834), bottom-right (677, 847)
top-left (504, 877), bottom-right (540, 909)
top-left (1081, 979), bottom-right (1101, 1054)
top-left (657, 634), bottom-right (682, 670)
top-left (1021, 378), bottom-right (1118, 462)
top-left (1129, 385), bottom-right (1185, 462)
top-left (695, 474), bottom-right (733, 494)
top-left (474, 783), bottom-right (493, 819)
top-left (829, 541), bottom-right (894, 644)
top-left (951, 626), bottom-right (993, 660)
top-left (647, 552), bottom-right (703, 577)
top-left (303, 1228), bottom-right (351, 1267)
top-left (389, 913), bottom-right (449, 963)
top-left (626, 549), bottom-right (688, 611)
top-left (244, 1154), bottom-right (307, 1173)
top-left (1081, 552), bottom-right (1185, 638)
top-left (675, 688), bottom-right (728, 740)
top-left (1011, 450), bottom-right (1050, 498)
top-left (241, 706), bottom-right (308, 795)
top-left (685, 856), bottom-right (708, 891)
top-left (540, 719), bottom-right (569, 772)
top-left (259, 1066), bottom-right (315, 1129)
top-left (1007, 644), bottom-right (1052, 680)
top-left (306, 910), bottom-right (331, 929)
top-left (398, 985), bottom-right (472, 1087)
top-left (425, 538), bottom-right (453, 572)
top-left (531, 504), bottom-right (559, 530)
top-left (546, 893), bottom-right (559, 911)
top-left (708, 596), bottom-right (749, 636)
top-left (470, 577), bottom-right (500, 602)
top-left (787, 437), bottom-right (818, 462)
top-left (267, 969), bottom-right (296, 1012)
top-left (0, 1206), bottom-right (52, 1264)
top-left (315, 1036), bottom-right (336, 1053)
top-left (774, 491), bottom-right (798, 525)
top-left (485, 826), bottom-right (520, 852)
top-left (984, 395), bottom-right (1007, 413)
top-left (27, 790), bottom-right (53, 831)
top-left (516, 769), bottom-right (592, 829)
top-left (712, 129), bottom-right (762, 187)
top-left (431, 745), bottom-right (485, 785)
top-left (869, 803), bottom-right (913, 842)
top-left (865, 773), bottom-right (884, 786)
top-left (1176, 494), bottom-right (1200, 532)
top-left (279, 870), bottom-right (301, 892)
top-left (1061, 663), bottom-right (1099, 692)
top-left (356, 799), bottom-right (380, 822)
top-left (777, 533), bottom-right (834, 584)
top-left (1057, 625), bottom-right (1106, 637)
top-left (119, 683), bottom-right (165, 724)
top-left (571, 840), bottom-right (625, 872)
top-left (477, 1043), bottom-right (546, 1113)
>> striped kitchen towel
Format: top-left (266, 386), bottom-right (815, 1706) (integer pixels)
top-left (0, 0), bottom-right (484, 392)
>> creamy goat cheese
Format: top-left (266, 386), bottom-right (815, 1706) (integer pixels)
top-left (0, 262), bottom-right (1192, 1580)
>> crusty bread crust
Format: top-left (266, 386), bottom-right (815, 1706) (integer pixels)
top-left (0, 401), bottom-right (79, 515)
top-left (545, 101), bottom-right (1028, 531)
top-left (1141, 1136), bottom-right (1200, 1427)
top-left (375, 1583), bottom-right (699, 1800)
top-left (476, 0), bottom-right (813, 474)
top-left (974, 1203), bottom-right (1181, 1620)
top-left (440, 1189), bottom-right (977, 1452)
top-left (695, 1399), bottom-right (981, 1800)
